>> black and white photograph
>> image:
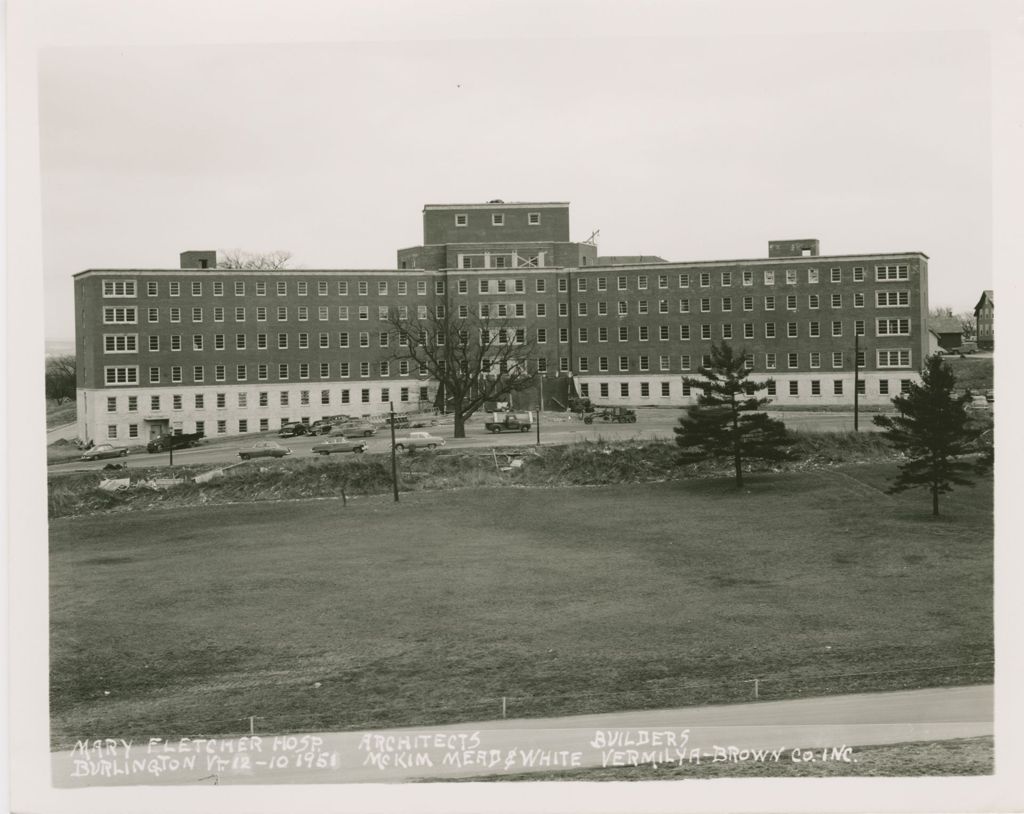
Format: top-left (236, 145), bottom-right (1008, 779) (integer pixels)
top-left (7, 0), bottom-right (1023, 812)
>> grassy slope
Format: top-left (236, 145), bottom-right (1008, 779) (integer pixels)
top-left (46, 400), bottom-right (77, 429)
top-left (443, 737), bottom-right (993, 780)
top-left (49, 462), bottom-right (992, 748)
top-left (946, 356), bottom-right (994, 392)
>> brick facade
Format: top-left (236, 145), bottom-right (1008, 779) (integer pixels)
top-left (74, 202), bottom-right (929, 443)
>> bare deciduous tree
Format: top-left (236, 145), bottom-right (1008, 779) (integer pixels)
top-left (46, 355), bottom-right (77, 404)
top-left (388, 308), bottom-right (538, 438)
top-left (217, 250), bottom-right (294, 270)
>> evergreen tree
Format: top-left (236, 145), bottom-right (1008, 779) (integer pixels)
top-left (873, 353), bottom-right (991, 516)
top-left (674, 342), bottom-right (790, 487)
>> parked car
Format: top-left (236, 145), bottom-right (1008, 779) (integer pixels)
top-left (584, 406), bottom-right (637, 424)
top-left (278, 422), bottom-right (310, 438)
top-left (337, 422), bottom-right (377, 437)
top-left (311, 439), bottom-right (367, 455)
top-left (966, 395), bottom-right (992, 411)
top-left (80, 443), bottom-right (129, 462)
top-left (146, 432), bottom-right (204, 453)
top-left (394, 431), bottom-right (445, 451)
top-left (238, 441), bottom-right (292, 460)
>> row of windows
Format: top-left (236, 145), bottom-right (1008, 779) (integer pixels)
top-left (102, 346), bottom-right (912, 390)
top-left (453, 212), bottom-right (543, 227)
top-left (105, 304), bottom-right (446, 325)
top-left (109, 278), bottom-right (444, 299)
top-left (104, 294), bottom-right (913, 329)
top-left (106, 385), bottom-right (429, 417)
top-left (102, 316), bottom-right (911, 356)
top-left (575, 377), bottom-right (913, 400)
top-left (104, 359), bottom-right (428, 386)
top-left (99, 265), bottom-right (914, 302)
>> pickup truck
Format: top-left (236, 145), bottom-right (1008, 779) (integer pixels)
top-left (484, 411), bottom-right (533, 433)
top-left (146, 432), bottom-right (204, 453)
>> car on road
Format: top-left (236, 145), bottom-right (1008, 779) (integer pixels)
top-left (80, 443), bottom-right (129, 461)
top-left (393, 431), bottom-right (445, 451)
top-left (146, 432), bottom-right (204, 453)
top-left (278, 422), bottom-right (310, 438)
top-left (238, 441), bottom-right (292, 460)
top-left (336, 421), bottom-right (377, 437)
top-left (311, 439), bottom-right (367, 455)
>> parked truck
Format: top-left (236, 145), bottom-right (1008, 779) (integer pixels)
top-left (484, 411), bottom-right (533, 433)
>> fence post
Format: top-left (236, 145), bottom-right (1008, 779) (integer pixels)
top-left (502, 696), bottom-right (507, 719)
top-left (249, 716), bottom-right (255, 735)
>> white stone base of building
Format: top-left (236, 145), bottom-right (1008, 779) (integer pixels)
top-left (575, 371), bottom-right (921, 408)
top-left (76, 380), bottom-right (437, 445)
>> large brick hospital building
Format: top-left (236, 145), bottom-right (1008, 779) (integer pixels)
top-left (74, 201), bottom-right (929, 443)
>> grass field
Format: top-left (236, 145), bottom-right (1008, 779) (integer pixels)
top-left (49, 463), bottom-right (992, 749)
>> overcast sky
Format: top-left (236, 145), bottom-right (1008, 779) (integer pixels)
top-left (38, 21), bottom-right (991, 341)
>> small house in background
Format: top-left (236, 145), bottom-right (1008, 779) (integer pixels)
top-left (974, 290), bottom-right (994, 350)
top-left (927, 316), bottom-right (964, 354)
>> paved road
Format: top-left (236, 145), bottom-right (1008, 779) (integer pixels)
top-left (52, 684), bottom-right (991, 786)
top-left (47, 409), bottom-right (880, 475)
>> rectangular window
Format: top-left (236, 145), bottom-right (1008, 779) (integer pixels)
top-left (879, 380), bottom-right (890, 395)
top-left (831, 268), bottom-right (842, 283)
top-left (679, 325), bottom-right (690, 340)
top-left (764, 322), bottom-right (776, 339)
top-left (148, 307), bottom-right (159, 323)
top-left (103, 366), bottom-right (138, 385)
top-left (237, 365), bottom-right (247, 381)
top-left (699, 272), bottom-right (710, 287)
top-left (147, 281), bottom-right (158, 297)
top-left (765, 353), bottom-right (777, 370)
top-left (102, 279), bottom-right (137, 297)
top-left (169, 282), bottom-right (180, 297)
top-left (191, 307), bottom-right (203, 322)
top-left (148, 336), bottom-right (159, 351)
top-left (809, 321), bottom-right (820, 338)
top-left (785, 269), bottom-right (797, 285)
top-left (103, 306), bottom-right (138, 324)
top-left (786, 294), bottom-right (797, 311)
top-left (833, 380), bottom-right (844, 395)
top-left (788, 381), bottom-right (798, 396)
top-left (807, 268), bottom-right (819, 284)
top-left (787, 352), bottom-right (798, 369)
top-left (787, 322), bottom-right (798, 338)
top-left (678, 273), bottom-right (689, 288)
top-left (620, 383), bottom-right (629, 397)
top-left (853, 267), bottom-right (865, 282)
top-left (638, 276), bottom-right (648, 290)
top-left (876, 291), bottom-right (911, 307)
top-left (743, 323), bottom-right (754, 339)
top-left (701, 324), bottom-right (712, 340)
top-left (876, 318), bottom-right (911, 336)
top-left (103, 334), bottom-right (138, 353)
top-left (618, 276), bottom-right (628, 291)
top-left (832, 352), bottom-right (844, 368)
top-left (191, 281), bottom-right (202, 296)
top-left (854, 292), bottom-right (865, 308)
top-left (811, 380), bottom-right (821, 396)
top-left (193, 366), bottom-right (205, 383)
top-left (875, 264), bottom-right (909, 281)
top-left (764, 270), bottom-right (775, 285)
top-left (215, 365), bottom-right (226, 382)
top-left (832, 321), bottom-right (843, 337)
top-left (764, 296), bottom-right (775, 311)
top-left (808, 294), bottom-right (819, 309)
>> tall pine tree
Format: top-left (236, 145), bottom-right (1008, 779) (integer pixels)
top-left (873, 353), bottom-right (991, 516)
top-left (674, 342), bottom-right (790, 487)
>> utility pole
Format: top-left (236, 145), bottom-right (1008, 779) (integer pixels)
top-left (389, 401), bottom-right (399, 502)
top-left (853, 333), bottom-right (860, 432)
top-left (536, 372), bottom-right (544, 446)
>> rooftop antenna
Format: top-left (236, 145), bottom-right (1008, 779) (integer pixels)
top-left (583, 229), bottom-right (600, 246)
